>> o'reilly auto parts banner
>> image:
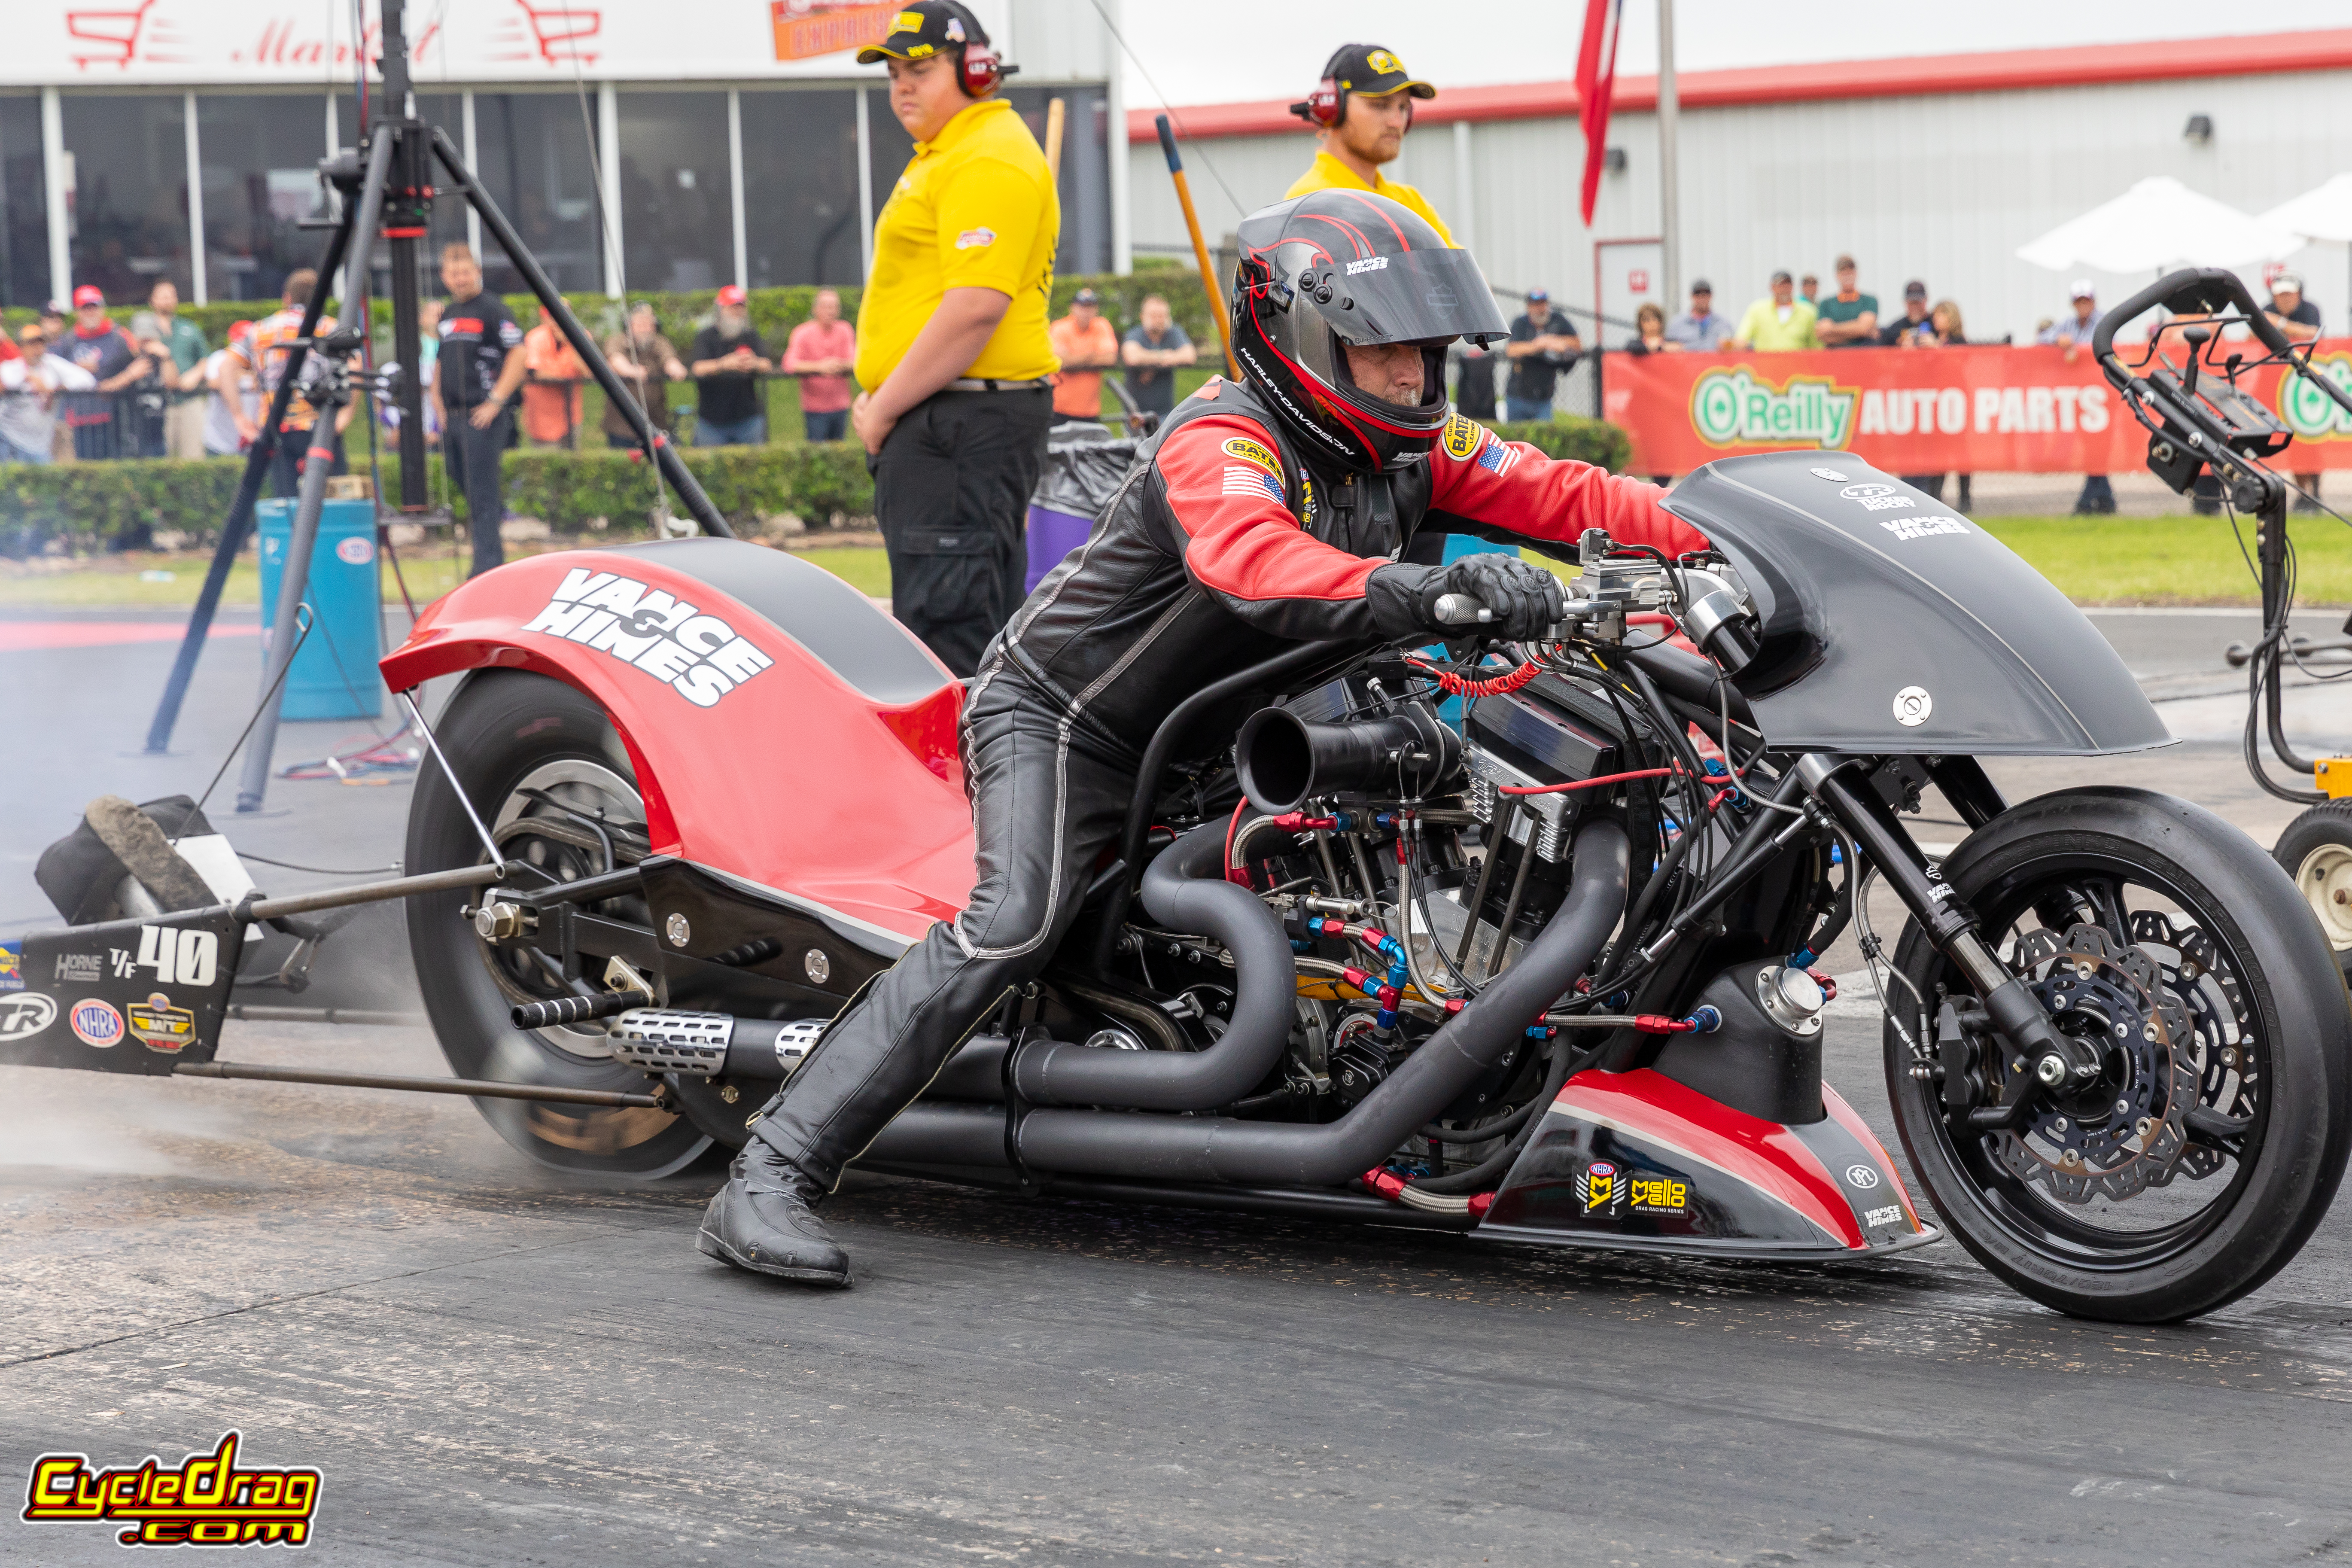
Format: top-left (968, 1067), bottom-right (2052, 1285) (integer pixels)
top-left (1604, 341), bottom-right (2352, 474)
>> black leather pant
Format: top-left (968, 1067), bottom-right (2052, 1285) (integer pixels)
top-left (752, 673), bottom-right (1133, 1191)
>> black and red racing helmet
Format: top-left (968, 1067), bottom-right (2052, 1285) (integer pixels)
top-left (1230, 190), bottom-right (1508, 472)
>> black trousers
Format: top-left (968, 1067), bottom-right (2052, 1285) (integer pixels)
top-left (268, 423), bottom-right (348, 499)
top-left (873, 387), bottom-right (1051, 677)
top-left (445, 406), bottom-right (514, 578)
top-left (752, 673), bottom-right (1133, 1190)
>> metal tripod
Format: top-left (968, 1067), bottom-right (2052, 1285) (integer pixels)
top-left (141, 0), bottom-right (735, 811)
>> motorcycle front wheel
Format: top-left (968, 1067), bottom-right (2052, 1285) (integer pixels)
top-left (1883, 786), bottom-right (2351, 1322)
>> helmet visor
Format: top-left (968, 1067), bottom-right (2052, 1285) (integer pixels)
top-left (1308, 248), bottom-right (1509, 348)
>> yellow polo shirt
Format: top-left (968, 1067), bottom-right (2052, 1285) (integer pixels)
top-left (1284, 151), bottom-right (1456, 247)
top-left (855, 97), bottom-right (1060, 389)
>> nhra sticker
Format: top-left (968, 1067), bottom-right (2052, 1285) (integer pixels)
top-left (0, 993), bottom-right (56, 1041)
top-left (1578, 1159), bottom-right (1623, 1216)
top-left (1880, 514), bottom-right (1968, 542)
top-left (1440, 413), bottom-right (1487, 461)
top-left (1839, 482), bottom-right (1914, 512)
top-left (70, 998), bottom-right (125, 1048)
top-left (952, 227), bottom-right (996, 250)
top-left (0, 941), bottom-right (21, 992)
top-left (522, 569), bottom-right (776, 709)
top-left (128, 993), bottom-right (198, 1053)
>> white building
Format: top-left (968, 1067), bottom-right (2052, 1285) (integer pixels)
top-left (0, 0), bottom-right (1125, 307)
top-left (1126, 27), bottom-right (2352, 369)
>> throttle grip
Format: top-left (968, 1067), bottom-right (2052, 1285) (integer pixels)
top-left (511, 989), bottom-right (648, 1030)
top-left (1432, 593), bottom-right (1494, 627)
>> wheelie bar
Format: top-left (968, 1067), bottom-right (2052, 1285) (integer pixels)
top-left (1798, 757), bottom-right (2100, 1112)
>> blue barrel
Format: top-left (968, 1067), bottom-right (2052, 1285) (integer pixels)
top-left (257, 498), bottom-right (382, 720)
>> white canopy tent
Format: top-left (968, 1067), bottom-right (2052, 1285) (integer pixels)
top-left (2017, 176), bottom-right (2306, 275)
top-left (2261, 175), bottom-right (2352, 330)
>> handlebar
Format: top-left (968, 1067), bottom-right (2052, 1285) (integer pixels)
top-left (2090, 267), bottom-right (2295, 365)
top-left (1432, 593), bottom-right (1494, 627)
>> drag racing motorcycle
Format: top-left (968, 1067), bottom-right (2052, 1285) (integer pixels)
top-left (7, 451), bottom-right (2345, 1323)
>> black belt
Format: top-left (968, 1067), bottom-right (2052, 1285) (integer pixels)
top-left (943, 377), bottom-right (1051, 393)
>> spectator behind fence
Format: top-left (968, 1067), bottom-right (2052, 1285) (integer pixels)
top-left (1119, 293), bottom-right (1195, 424)
top-left (1, 323), bottom-right (96, 464)
top-left (2267, 271), bottom-right (2325, 511)
top-left (1815, 255), bottom-right (1878, 347)
top-left (201, 319), bottom-right (260, 457)
top-left (1878, 280), bottom-right (1934, 346)
top-left (132, 280), bottom-right (212, 458)
top-left (520, 317), bottom-right (588, 449)
top-left (605, 301), bottom-right (687, 449)
top-left (1049, 287), bottom-right (1120, 426)
top-left (1799, 273), bottom-right (1819, 308)
top-left (1504, 288), bottom-right (1579, 423)
top-left (2039, 280), bottom-right (2113, 514)
top-left (782, 288), bottom-right (857, 441)
top-left (237, 269), bottom-right (353, 496)
top-left (1450, 338), bottom-right (1500, 420)
top-left (1732, 271), bottom-right (1819, 352)
top-left (1625, 302), bottom-right (1681, 355)
top-left (1666, 279), bottom-right (1731, 350)
top-left (62, 286), bottom-right (151, 461)
top-left (432, 242), bottom-right (528, 578)
top-left (691, 284), bottom-right (772, 446)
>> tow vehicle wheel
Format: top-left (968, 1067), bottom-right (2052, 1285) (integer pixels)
top-left (2272, 801), bottom-right (2352, 982)
top-left (405, 670), bottom-right (714, 1178)
top-left (1883, 788), bottom-right (2350, 1322)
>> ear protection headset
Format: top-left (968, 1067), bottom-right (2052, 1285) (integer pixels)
top-left (937, 0), bottom-right (1015, 97)
top-left (1294, 73), bottom-right (1344, 128)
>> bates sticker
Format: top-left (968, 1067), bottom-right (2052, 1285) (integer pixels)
top-left (1221, 435), bottom-right (1281, 475)
top-left (521, 569), bottom-right (776, 708)
top-left (71, 998), bottom-right (125, 1048)
top-left (1440, 413), bottom-right (1487, 461)
top-left (0, 941), bottom-right (21, 992)
top-left (128, 993), bottom-right (197, 1052)
top-left (0, 993), bottom-right (56, 1041)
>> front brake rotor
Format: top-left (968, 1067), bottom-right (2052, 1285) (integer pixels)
top-left (1995, 924), bottom-right (2197, 1203)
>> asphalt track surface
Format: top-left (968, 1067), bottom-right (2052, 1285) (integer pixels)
top-left (4, 606), bottom-right (2352, 1564)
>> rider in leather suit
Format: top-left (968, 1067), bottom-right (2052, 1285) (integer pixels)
top-left (700, 189), bottom-right (1710, 1285)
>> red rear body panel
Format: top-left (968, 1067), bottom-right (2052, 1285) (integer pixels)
top-left (381, 543), bottom-right (976, 945)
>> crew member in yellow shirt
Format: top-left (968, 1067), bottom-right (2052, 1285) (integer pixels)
top-left (1284, 44), bottom-right (1454, 246)
top-left (851, 0), bottom-right (1059, 675)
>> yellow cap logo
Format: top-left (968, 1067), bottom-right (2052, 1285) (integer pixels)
top-left (889, 9), bottom-right (925, 31)
top-left (1366, 49), bottom-right (1404, 76)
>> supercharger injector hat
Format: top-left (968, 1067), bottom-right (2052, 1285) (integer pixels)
top-left (1230, 189), bottom-right (1509, 472)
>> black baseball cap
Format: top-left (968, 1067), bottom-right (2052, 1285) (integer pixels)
top-left (1322, 43), bottom-right (1436, 101)
top-left (858, 1), bottom-right (988, 64)
top-left (1072, 287), bottom-right (1101, 306)
top-left (1903, 280), bottom-right (1927, 299)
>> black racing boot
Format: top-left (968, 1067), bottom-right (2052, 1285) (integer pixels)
top-left (697, 1136), bottom-right (852, 1287)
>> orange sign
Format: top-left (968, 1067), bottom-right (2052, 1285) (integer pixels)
top-left (772, 0), bottom-right (899, 61)
top-left (1604, 341), bottom-right (2352, 474)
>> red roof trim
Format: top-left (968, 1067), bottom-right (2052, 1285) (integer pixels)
top-left (1133, 27), bottom-right (2352, 141)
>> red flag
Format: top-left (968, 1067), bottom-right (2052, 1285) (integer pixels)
top-left (1576, 0), bottom-right (1624, 227)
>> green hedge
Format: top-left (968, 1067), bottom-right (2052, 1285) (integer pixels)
top-left (0, 408), bottom-right (1628, 555)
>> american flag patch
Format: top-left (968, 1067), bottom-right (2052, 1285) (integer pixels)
top-left (1476, 438), bottom-right (1521, 475)
top-left (1222, 466), bottom-right (1286, 505)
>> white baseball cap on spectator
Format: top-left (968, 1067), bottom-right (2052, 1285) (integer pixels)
top-left (2069, 279), bottom-right (2096, 300)
top-left (2273, 271), bottom-right (2306, 295)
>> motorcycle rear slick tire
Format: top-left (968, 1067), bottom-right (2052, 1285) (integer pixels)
top-left (1883, 785), bottom-right (2352, 1322)
top-left (405, 669), bottom-right (714, 1179)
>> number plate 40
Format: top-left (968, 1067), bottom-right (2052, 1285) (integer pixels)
top-left (134, 925), bottom-right (219, 988)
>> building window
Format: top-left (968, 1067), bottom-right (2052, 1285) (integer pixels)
top-left (469, 92), bottom-right (603, 296)
top-left (197, 94), bottom-right (337, 302)
top-left (334, 91), bottom-right (472, 297)
top-left (0, 96), bottom-right (48, 308)
top-left (60, 94), bottom-right (190, 305)
top-left (739, 89), bottom-right (860, 288)
top-left (617, 91), bottom-right (732, 293)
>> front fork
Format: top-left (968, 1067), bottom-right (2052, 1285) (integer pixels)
top-left (1795, 755), bottom-right (2102, 1127)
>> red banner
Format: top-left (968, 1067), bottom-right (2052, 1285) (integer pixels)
top-left (1603, 340), bottom-right (2352, 473)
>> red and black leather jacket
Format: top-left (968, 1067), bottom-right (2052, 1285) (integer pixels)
top-left (977, 376), bottom-right (1708, 758)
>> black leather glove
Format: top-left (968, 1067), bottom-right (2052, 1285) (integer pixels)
top-left (1430, 554), bottom-right (1567, 639)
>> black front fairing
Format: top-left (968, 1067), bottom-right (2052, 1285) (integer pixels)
top-left (1662, 452), bottom-right (2170, 755)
